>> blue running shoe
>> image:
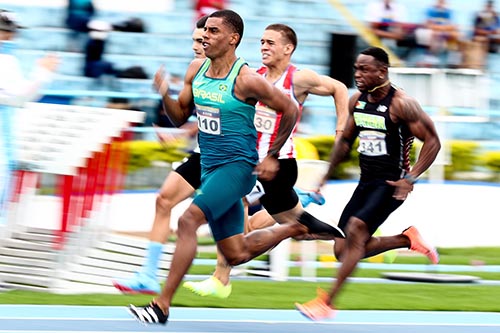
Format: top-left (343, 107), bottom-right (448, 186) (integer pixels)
top-left (295, 187), bottom-right (326, 207)
top-left (308, 191), bottom-right (326, 205)
top-left (113, 272), bottom-right (160, 295)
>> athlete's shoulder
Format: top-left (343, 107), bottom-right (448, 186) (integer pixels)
top-left (287, 63), bottom-right (299, 72)
top-left (392, 87), bottom-right (418, 105)
top-left (390, 88), bottom-right (423, 118)
top-left (289, 68), bottom-right (307, 87)
top-left (349, 90), bottom-right (362, 101)
top-left (291, 67), bottom-right (321, 85)
top-left (348, 91), bottom-right (363, 110)
top-left (185, 58), bottom-right (207, 82)
top-left (237, 65), bottom-right (263, 83)
top-left (292, 66), bottom-right (315, 78)
top-left (188, 58), bottom-right (207, 70)
top-left (235, 67), bottom-right (273, 100)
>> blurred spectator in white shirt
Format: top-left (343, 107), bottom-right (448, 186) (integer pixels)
top-left (0, 10), bottom-right (58, 225)
top-left (366, 0), bottom-right (419, 59)
top-left (366, 0), bottom-right (409, 42)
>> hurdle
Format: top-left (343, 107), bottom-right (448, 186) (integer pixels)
top-left (9, 102), bottom-right (144, 249)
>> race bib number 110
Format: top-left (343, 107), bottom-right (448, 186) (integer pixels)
top-left (196, 104), bottom-right (221, 135)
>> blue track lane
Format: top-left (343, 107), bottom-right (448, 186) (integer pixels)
top-left (0, 305), bottom-right (498, 333)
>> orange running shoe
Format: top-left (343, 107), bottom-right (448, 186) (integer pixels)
top-left (403, 226), bottom-right (439, 264)
top-left (295, 288), bottom-right (335, 321)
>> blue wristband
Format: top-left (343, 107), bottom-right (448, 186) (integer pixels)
top-left (403, 174), bottom-right (418, 184)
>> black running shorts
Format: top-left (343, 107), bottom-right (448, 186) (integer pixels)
top-left (174, 152), bottom-right (202, 189)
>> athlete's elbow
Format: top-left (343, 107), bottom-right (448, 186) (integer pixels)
top-left (430, 136), bottom-right (442, 154)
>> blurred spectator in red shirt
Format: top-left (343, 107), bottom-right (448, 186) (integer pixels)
top-left (194, 0), bottom-right (227, 21)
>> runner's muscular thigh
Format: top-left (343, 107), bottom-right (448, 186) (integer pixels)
top-left (158, 171), bottom-right (196, 205)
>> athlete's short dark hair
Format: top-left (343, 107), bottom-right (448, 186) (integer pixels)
top-left (196, 15), bottom-right (208, 29)
top-left (209, 9), bottom-right (244, 47)
top-left (360, 46), bottom-right (390, 67)
top-left (265, 23), bottom-right (298, 53)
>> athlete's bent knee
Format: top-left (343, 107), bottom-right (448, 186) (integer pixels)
top-left (177, 209), bottom-right (204, 236)
top-left (346, 218), bottom-right (368, 237)
top-left (334, 239), bottom-right (345, 261)
top-left (155, 193), bottom-right (175, 214)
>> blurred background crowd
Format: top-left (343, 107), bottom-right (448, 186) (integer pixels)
top-left (1, 0), bottom-right (499, 130)
top-left (0, 0), bottom-right (498, 196)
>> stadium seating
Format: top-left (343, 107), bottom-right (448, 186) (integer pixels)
top-left (2, 0), bottom-right (499, 139)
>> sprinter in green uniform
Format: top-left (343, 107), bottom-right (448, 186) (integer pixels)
top-left (191, 57), bottom-right (258, 240)
top-left (129, 9), bottom-right (314, 325)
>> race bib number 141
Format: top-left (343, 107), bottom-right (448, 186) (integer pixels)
top-left (357, 130), bottom-right (387, 156)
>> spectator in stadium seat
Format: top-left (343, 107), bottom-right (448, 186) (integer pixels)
top-left (365, 0), bottom-right (419, 59)
top-left (473, 0), bottom-right (500, 53)
top-left (415, 0), bottom-right (462, 66)
top-left (65, 0), bottom-right (96, 51)
top-left (83, 20), bottom-right (116, 79)
top-left (366, 0), bottom-right (409, 42)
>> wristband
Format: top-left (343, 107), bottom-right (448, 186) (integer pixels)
top-left (403, 174), bottom-right (418, 185)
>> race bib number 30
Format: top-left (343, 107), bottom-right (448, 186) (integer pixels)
top-left (357, 130), bottom-right (387, 156)
top-left (196, 104), bottom-right (221, 135)
top-left (254, 105), bottom-right (277, 134)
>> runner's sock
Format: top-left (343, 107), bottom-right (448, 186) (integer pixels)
top-left (140, 241), bottom-right (163, 277)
